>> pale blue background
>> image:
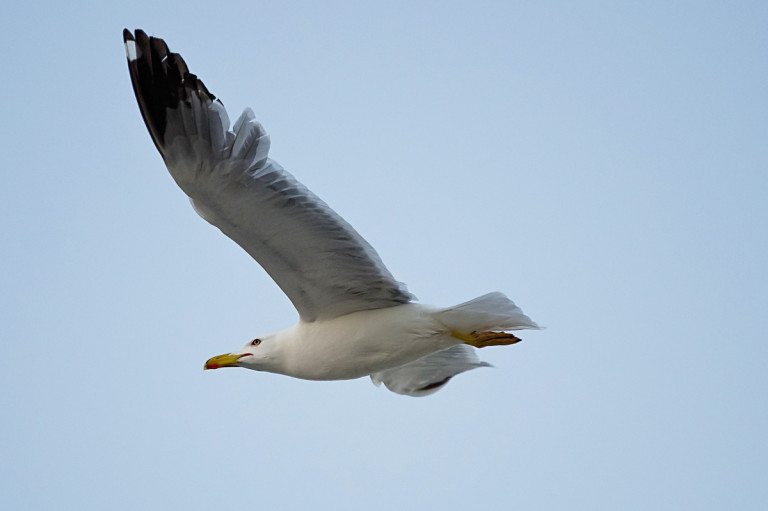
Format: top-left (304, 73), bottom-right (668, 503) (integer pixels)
top-left (2, 1), bottom-right (766, 509)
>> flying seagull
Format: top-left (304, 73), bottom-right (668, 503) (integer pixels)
top-left (123, 29), bottom-right (539, 396)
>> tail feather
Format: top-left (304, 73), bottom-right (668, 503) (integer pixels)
top-left (436, 292), bottom-right (539, 333)
top-left (372, 293), bottom-right (538, 397)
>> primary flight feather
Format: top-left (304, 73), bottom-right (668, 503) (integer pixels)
top-left (123, 29), bottom-right (539, 396)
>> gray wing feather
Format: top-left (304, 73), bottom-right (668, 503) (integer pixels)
top-left (370, 345), bottom-right (490, 397)
top-left (124, 29), bottom-right (413, 321)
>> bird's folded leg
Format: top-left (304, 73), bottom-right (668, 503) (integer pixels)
top-left (451, 330), bottom-right (522, 348)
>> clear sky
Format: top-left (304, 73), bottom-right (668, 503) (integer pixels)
top-left (1, 1), bottom-right (766, 509)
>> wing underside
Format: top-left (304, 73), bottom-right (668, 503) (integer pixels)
top-left (123, 29), bottom-right (413, 321)
top-left (371, 345), bottom-right (490, 397)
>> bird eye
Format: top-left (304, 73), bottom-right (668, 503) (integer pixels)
top-left (251, 338), bottom-right (261, 346)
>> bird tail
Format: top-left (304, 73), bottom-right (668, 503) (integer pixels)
top-left (371, 293), bottom-right (538, 397)
top-left (435, 292), bottom-right (540, 333)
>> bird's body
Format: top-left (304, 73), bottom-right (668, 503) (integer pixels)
top-left (123, 29), bottom-right (539, 396)
top-left (258, 304), bottom-right (447, 381)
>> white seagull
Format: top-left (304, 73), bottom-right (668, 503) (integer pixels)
top-left (123, 29), bottom-right (539, 396)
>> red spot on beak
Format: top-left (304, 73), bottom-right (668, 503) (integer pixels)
top-left (206, 362), bottom-right (220, 370)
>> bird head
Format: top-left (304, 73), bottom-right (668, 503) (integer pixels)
top-left (204, 335), bottom-right (278, 372)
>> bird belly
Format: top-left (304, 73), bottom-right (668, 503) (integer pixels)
top-left (283, 304), bottom-right (457, 381)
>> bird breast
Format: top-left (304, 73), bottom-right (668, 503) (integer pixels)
top-left (280, 303), bottom-right (455, 381)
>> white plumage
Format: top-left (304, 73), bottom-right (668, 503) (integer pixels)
top-left (123, 29), bottom-right (539, 396)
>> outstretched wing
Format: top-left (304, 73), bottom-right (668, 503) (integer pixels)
top-left (370, 345), bottom-right (491, 397)
top-left (123, 29), bottom-right (413, 321)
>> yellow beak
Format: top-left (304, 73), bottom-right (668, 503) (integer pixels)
top-left (204, 353), bottom-right (246, 370)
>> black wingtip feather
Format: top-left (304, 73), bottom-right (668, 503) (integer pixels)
top-left (123, 29), bottom-right (217, 157)
top-left (417, 377), bottom-right (452, 392)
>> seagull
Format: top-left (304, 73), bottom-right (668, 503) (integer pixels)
top-left (123, 29), bottom-right (539, 396)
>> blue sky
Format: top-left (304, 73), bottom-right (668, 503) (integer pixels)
top-left (1, 1), bottom-right (766, 509)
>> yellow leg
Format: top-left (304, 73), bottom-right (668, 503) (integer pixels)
top-left (451, 330), bottom-right (522, 348)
